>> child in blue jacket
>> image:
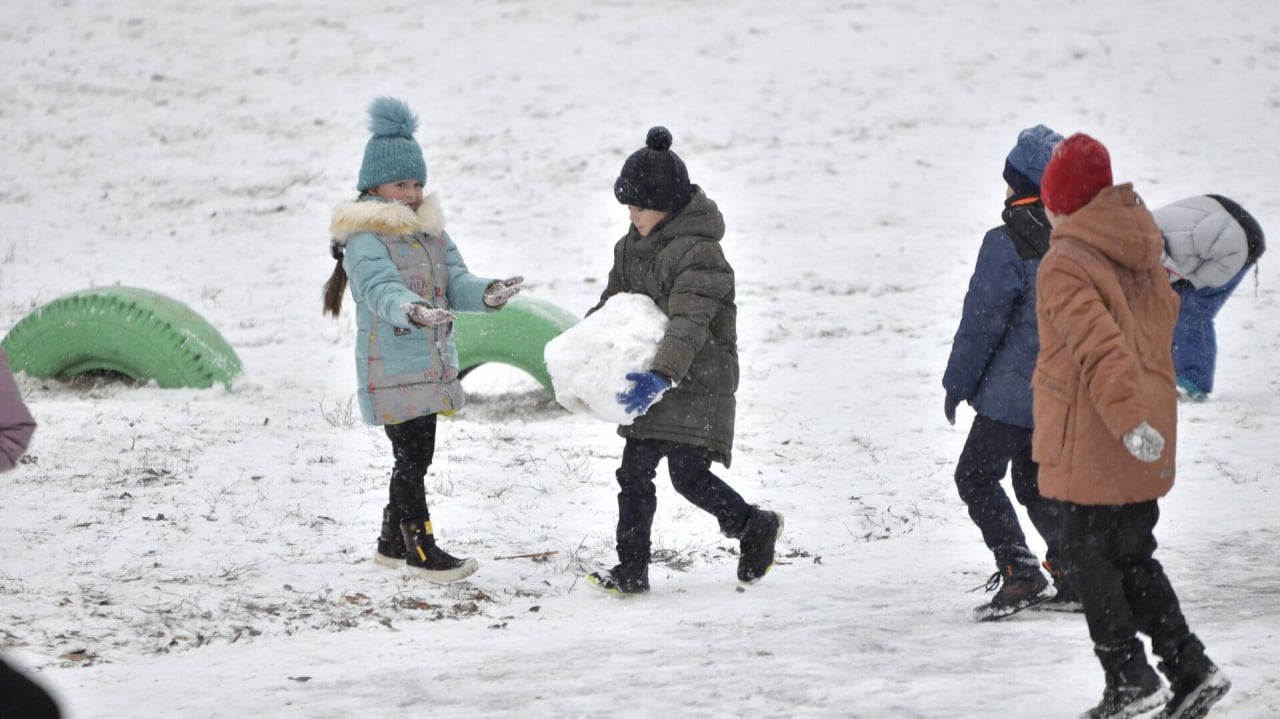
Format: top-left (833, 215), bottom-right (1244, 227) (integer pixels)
top-left (323, 97), bottom-right (523, 583)
top-left (1153, 194), bottom-right (1265, 400)
top-left (943, 125), bottom-right (1072, 620)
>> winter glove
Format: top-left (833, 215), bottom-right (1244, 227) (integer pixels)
top-left (1122, 421), bottom-right (1165, 463)
top-left (617, 371), bottom-right (671, 416)
top-left (483, 276), bottom-right (525, 308)
top-left (401, 302), bottom-right (455, 327)
top-left (944, 394), bottom-right (960, 426)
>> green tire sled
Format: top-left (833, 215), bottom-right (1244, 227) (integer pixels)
top-left (2, 287), bottom-right (242, 389)
top-left (454, 295), bottom-right (578, 396)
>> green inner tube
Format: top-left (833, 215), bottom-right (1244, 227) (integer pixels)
top-left (454, 295), bottom-right (578, 396)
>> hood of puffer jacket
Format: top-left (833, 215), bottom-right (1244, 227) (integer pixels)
top-left (1153, 195), bottom-right (1249, 289)
top-left (646, 187), bottom-right (725, 245)
top-left (329, 193), bottom-right (446, 249)
top-left (1049, 184), bottom-right (1162, 273)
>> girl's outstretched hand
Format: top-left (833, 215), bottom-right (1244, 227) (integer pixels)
top-left (483, 276), bottom-right (524, 308)
top-left (401, 303), bottom-right (455, 327)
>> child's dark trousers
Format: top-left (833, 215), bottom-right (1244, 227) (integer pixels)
top-left (613, 438), bottom-right (752, 573)
top-left (954, 414), bottom-right (1063, 567)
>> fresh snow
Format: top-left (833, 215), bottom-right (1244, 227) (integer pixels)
top-left (1, 1), bottom-right (1277, 718)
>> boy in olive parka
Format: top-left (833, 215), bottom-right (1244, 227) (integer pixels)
top-left (585, 127), bottom-right (782, 596)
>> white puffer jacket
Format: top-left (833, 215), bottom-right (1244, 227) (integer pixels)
top-left (1152, 195), bottom-right (1250, 289)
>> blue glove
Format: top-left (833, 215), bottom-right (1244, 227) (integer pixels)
top-left (617, 371), bottom-right (671, 415)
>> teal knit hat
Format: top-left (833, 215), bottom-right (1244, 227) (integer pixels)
top-left (357, 97), bottom-right (427, 192)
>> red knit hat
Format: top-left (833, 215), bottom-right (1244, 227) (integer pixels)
top-left (1040, 133), bottom-right (1113, 215)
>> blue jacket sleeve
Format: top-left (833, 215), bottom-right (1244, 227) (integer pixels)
top-left (942, 229), bottom-right (1025, 400)
top-left (343, 233), bottom-right (421, 330)
top-left (442, 232), bottom-right (496, 313)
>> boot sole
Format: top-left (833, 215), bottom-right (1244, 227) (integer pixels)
top-left (1030, 599), bottom-right (1085, 614)
top-left (1078, 686), bottom-right (1171, 719)
top-left (1165, 671), bottom-right (1230, 719)
top-left (1126, 686), bottom-right (1173, 718)
top-left (738, 512), bottom-right (785, 586)
top-left (585, 573), bottom-right (649, 598)
top-left (372, 551), bottom-right (406, 569)
top-left (1077, 687), bottom-right (1171, 719)
top-left (402, 557), bottom-right (479, 583)
top-left (973, 588), bottom-right (1055, 622)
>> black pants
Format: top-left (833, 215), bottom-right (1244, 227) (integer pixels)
top-left (1061, 501), bottom-right (1192, 656)
top-left (384, 413), bottom-right (437, 522)
top-left (613, 438), bottom-right (752, 573)
top-left (954, 414), bottom-right (1063, 567)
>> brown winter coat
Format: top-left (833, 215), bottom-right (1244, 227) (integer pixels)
top-left (591, 188), bottom-right (739, 465)
top-left (1032, 184), bottom-right (1181, 505)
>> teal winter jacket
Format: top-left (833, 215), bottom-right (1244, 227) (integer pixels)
top-left (330, 194), bottom-right (494, 424)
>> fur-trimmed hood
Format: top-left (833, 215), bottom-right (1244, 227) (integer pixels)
top-left (330, 193), bottom-right (447, 250)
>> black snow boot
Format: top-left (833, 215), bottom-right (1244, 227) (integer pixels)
top-left (1036, 559), bottom-right (1084, 613)
top-left (972, 556), bottom-right (1053, 621)
top-left (374, 504), bottom-right (407, 568)
top-left (0, 657), bottom-right (62, 719)
top-left (1080, 639), bottom-right (1171, 719)
top-left (587, 563), bottom-right (650, 597)
top-left (1154, 634), bottom-right (1231, 719)
top-left (399, 517), bottom-right (479, 583)
top-left (736, 507), bottom-right (784, 584)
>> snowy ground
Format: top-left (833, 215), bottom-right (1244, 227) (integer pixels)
top-left (1, 1), bottom-right (1278, 717)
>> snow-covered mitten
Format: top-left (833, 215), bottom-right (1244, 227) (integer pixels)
top-left (617, 371), bottom-right (670, 415)
top-left (401, 303), bottom-right (455, 327)
top-left (483, 276), bottom-right (524, 308)
top-left (1123, 421), bottom-right (1164, 463)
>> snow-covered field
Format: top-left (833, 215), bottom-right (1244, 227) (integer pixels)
top-left (1, 1), bottom-right (1278, 716)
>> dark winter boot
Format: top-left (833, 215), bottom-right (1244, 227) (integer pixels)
top-left (1079, 639), bottom-right (1171, 719)
top-left (373, 504), bottom-right (407, 568)
top-left (399, 517), bottom-right (479, 583)
top-left (972, 556), bottom-right (1053, 621)
top-left (587, 563), bottom-right (650, 597)
top-left (0, 658), bottom-right (62, 719)
top-left (736, 507), bottom-right (784, 584)
top-left (1154, 635), bottom-right (1231, 719)
top-left (1035, 560), bottom-right (1084, 613)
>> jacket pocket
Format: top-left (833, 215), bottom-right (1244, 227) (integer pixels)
top-left (377, 325), bottom-right (433, 379)
top-left (1031, 368), bottom-right (1073, 466)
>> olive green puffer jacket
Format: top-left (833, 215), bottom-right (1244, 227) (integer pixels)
top-left (592, 188), bottom-right (739, 465)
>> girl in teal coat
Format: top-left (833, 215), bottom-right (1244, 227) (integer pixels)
top-left (323, 97), bottom-right (523, 583)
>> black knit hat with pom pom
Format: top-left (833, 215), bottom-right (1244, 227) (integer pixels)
top-left (614, 126), bottom-right (692, 212)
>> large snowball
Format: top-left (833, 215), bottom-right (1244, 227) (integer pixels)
top-left (544, 293), bottom-right (668, 425)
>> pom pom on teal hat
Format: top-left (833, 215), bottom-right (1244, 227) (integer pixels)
top-left (357, 97), bottom-right (427, 192)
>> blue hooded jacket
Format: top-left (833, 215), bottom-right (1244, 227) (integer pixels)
top-left (943, 197), bottom-right (1051, 429)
